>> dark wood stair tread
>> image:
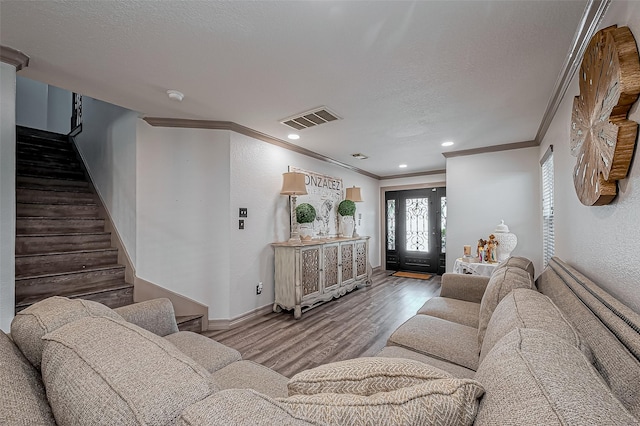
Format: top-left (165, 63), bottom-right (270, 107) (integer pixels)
top-left (15, 264), bottom-right (125, 281)
top-left (16, 231), bottom-right (110, 237)
top-left (16, 281), bottom-right (134, 310)
top-left (16, 201), bottom-right (97, 206)
top-left (15, 248), bottom-right (117, 259)
top-left (176, 314), bottom-right (204, 333)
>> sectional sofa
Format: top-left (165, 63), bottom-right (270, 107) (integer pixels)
top-left (2, 256), bottom-right (639, 425)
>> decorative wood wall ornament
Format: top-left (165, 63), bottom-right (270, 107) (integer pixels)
top-left (570, 25), bottom-right (640, 206)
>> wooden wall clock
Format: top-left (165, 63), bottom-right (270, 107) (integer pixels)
top-left (570, 25), bottom-right (640, 206)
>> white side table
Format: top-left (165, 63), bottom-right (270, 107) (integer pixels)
top-left (453, 258), bottom-right (499, 277)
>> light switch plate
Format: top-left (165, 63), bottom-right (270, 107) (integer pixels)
top-left (239, 219), bottom-right (245, 229)
top-left (239, 208), bottom-right (248, 217)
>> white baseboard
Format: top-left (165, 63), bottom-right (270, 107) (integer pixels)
top-left (208, 304), bottom-right (273, 330)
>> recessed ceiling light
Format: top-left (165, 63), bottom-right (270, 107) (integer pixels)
top-left (166, 90), bottom-right (184, 102)
top-left (399, 164), bottom-right (408, 168)
top-left (441, 141), bottom-right (454, 147)
top-left (352, 153), bottom-right (369, 160)
top-left (288, 134), bottom-right (300, 140)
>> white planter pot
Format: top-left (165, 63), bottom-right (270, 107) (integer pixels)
top-left (340, 216), bottom-right (355, 238)
top-left (299, 223), bottom-right (314, 240)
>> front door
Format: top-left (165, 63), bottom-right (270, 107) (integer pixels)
top-left (385, 188), bottom-right (446, 274)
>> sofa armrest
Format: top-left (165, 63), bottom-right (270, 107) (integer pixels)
top-left (439, 273), bottom-right (490, 303)
top-left (114, 298), bottom-right (179, 337)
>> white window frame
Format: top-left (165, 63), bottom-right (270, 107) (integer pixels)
top-left (541, 145), bottom-right (554, 267)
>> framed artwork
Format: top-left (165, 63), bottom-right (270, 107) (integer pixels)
top-left (290, 167), bottom-right (343, 237)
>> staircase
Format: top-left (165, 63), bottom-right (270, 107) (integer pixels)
top-left (14, 126), bottom-right (134, 312)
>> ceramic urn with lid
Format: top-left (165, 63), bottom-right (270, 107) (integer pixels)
top-left (493, 220), bottom-right (517, 262)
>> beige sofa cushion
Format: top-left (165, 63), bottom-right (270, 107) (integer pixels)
top-left (0, 330), bottom-right (55, 425)
top-left (287, 357), bottom-right (452, 396)
top-left (178, 390), bottom-right (315, 426)
top-left (164, 330), bottom-right (241, 373)
top-left (474, 328), bottom-right (638, 425)
top-left (480, 288), bottom-right (592, 365)
top-left (277, 379), bottom-right (484, 426)
top-left (388, 315), bottom-right (479, 371)
top-left (213, 360), bottom-right (289, 398)
top-left (11, 296), bottom-right (123, 369)
top-left (498, 256), bottom-right (535, 278)
top-left (376, 346), bottom-right (476, 379)
top-left (114, 298), bottom-right (179, 336)
top-left (417, 297), bottom-right (480, 328)
top-left (41, 316), bottom-right (216, 426)
top-left (477, 267), bottom-right (534, 347)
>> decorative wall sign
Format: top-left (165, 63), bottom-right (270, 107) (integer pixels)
top-left (570, 25), bottom-right (640, 206)
top-left (290, 167), bottom-right (343, 237)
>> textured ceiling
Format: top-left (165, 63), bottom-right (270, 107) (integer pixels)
top-left (0, 1), bottom-right (587, 177)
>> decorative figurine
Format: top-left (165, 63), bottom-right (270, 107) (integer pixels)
top-left (487, 234), bottom-right (499, 263)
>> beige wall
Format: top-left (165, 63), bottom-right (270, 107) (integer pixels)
top-left (539, 0), bottom-right (640, 313)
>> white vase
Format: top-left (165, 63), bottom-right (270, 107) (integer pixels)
top-left (493, 220), bottom-right (517, 262)
top-left (299, 223), bottom-right (314, 241)
top-left (340, 215), bottom-right (355, 238)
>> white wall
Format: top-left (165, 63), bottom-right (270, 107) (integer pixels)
top-left (46, 85), bottom-right (71, 134)
top-left (75, 97), bottom-right (138, 265)
top-left (0, 62), bottom-right (17, 332)
top-left (446, 147), bottom-right (542, 275)
top-left (16, 76), bottom-right (70, 134)
top-left (539, 0), bottom-right (640, 313)
top-left (16, 76), bottom-right (47, 130)
top-left (228, 132), bottom-right (380, 318)
top-left (136, 123), bottom-right (232, 319)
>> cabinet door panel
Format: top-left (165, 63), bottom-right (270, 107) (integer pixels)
top-left (301, 247), bottom-right (320, 296)
top-left (340, 242), bottom-right (354, 283)
top-left (324, 244), bottom-right (339, 290)
top-left (356, 241), bottom-right (367, 278)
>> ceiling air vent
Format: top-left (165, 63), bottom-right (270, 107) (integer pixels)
top-left (280, 107), bottom-right (341, 131)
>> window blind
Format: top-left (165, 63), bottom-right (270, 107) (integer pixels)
top-left (541, 146), bottom-right (554, 267)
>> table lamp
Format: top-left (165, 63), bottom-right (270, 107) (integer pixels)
top-left (280, 172), bottom-right (308, 242)
top-left (345, 186), bottom-right (363, 237)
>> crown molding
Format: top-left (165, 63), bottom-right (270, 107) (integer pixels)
top-left (380, 169), bottom-right (446, 180)
top-left (534, 0), bottom-right (610, 144)
top-left (0, 45), bottom-right (30, 70)
top-left (143, 117), bottom-right (383, 180)
top-left (442, 140), bottom-right (538, 159)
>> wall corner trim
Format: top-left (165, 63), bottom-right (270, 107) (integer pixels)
top-left (534, 0), bottom-right (611, 144)
top-left (0, 45), bottom-right (30, 70)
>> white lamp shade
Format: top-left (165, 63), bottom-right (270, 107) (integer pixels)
top-left (345, 186), bottom-right (363, 202)
top-left (280, 172), bottom-right (308, 196)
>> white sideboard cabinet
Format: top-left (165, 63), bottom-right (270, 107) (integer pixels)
top-left (272, 236), bottom-right (371, 319)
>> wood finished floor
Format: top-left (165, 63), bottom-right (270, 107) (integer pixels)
top-left (203, 269), bottom-right (441, 378)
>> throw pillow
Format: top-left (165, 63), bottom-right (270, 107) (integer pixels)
top-left (288, 357), bottom-right (452, 396)
top-left (277, 379), bottom-right (484, 426)
top-left (10, 296), bottom-right (123, 368)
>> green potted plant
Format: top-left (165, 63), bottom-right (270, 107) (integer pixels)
top-left (337, 200), bottom-right (356, 237)
top-left (337, 200), bottom-right (356, 217)
top-left (295, 203), bottom-right (316, 240)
